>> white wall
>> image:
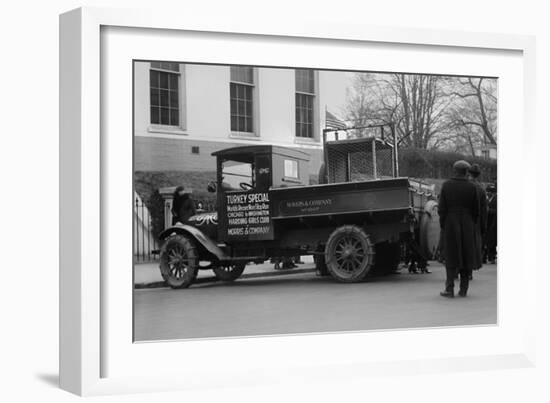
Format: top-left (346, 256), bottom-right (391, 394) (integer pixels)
top-left (134, 62), bottom-right (350, 151)
top-left (257, 67), bottom-right (296, 143)
top-left (133, 61), bottom-right (150, 136)
top-left (474, 145), bottom-right (498, 160)
top-left (185, 64), bottom-right (231, 140)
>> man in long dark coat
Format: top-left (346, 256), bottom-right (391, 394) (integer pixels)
top-left (438, 160), bottom-right (480, 297)
top-left (468, 164), bottom-right (488, 272)
top-left (485, 184), bottom-right (497, 263)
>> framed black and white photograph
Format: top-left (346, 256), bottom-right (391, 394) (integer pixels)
top-left (132, 60), bottom-right (498, 342)
top-left (59, 7), bottom-right (537, 396)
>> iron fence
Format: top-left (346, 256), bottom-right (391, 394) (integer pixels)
top-left (134, 195), bottom-right (217, 262)
top-left (134, 196), bottom-right (159, 262)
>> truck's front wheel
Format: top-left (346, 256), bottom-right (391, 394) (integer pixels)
top-left (325, 225), bottom-right (375, 282)
top-left (159, 235), bottom-right (199, 289)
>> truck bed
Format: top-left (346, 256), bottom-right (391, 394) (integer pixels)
top-left (221, 177), bottom-right (428, 242)
top-left (270, 177), bottom-right (417, 220)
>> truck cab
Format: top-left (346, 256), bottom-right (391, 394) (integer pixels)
top-left (212, 145), bottom-right (310, 243)
top-left (213, 145), bottom-right (310, 191)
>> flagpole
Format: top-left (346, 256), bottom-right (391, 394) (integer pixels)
top-left (322, 105), bottom-right (329, 183)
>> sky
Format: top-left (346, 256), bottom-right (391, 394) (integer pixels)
top-left (320, 70), bottom-right (355, 119)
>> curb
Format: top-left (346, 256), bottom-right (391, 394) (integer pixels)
top-left (134, 267), bottom-right (317, 289)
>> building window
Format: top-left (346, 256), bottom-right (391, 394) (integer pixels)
top-left (295, 69), bottom-right (315, 138)
top-left (481, 149), bottom-right (490, 159)
top-left (230, 66), bottom-right (255, 133)
top-left (150, 62), bottom-right (180, 126)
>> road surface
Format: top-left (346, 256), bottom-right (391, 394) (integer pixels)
top-left (134, 262), bottom-right (497, 341)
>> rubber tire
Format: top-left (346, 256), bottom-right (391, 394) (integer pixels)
top-left (325, 225), bottom-right (375, 283)
top-left (212, 263), bottom-right (246, 282)
top-left (314, 254), bottom-right (330, 276)
top-left (159, 234), bottom-right (199, 289)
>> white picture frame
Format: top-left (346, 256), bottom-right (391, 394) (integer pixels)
top-left (59, 7), bottom-right (537, 396)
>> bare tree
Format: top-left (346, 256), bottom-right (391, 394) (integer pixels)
top-left (447, 77), bottom-right (497, 146)
top-left (344, 73), bottom-right (497, 154)
top-left (344, 73), bottom-right (390, 137)
top-left (345, 73), bottom-right (449, 149)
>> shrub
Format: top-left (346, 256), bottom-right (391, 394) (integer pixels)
top-left (398, 148), bottom-right (497, 182)
top-left (134, 171), bottom-right (217, 240)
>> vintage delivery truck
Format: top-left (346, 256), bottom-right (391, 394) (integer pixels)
top-left (158, 127), bottom-right (439, 288)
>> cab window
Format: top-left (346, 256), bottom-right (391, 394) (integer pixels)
top-left (221, 159), bottom-right (254, 191)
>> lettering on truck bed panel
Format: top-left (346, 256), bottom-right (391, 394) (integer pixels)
top-left (275, 188), bottom-right (409, 217)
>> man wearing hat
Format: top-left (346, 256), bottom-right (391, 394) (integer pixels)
top-left (485, 184), bottom-right (497, 263)
top-left (438, 160), bottom-right (480, 297)
top-left (468, 164), bottom-right (488, 273)
top-left (171, 185), bottom-right (197, 225)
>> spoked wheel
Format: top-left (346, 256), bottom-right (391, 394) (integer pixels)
top-left (212, 263), bottom-right (246, 282)
top-left (325, 225), bottom-right (375, 282)
top-left (159, 235), bottom-right (199, 289)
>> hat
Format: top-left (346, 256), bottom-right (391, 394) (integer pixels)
top-left (468, 164), bottom-right (481, 175)
top-left (452, 160), bottom-right (471, 174)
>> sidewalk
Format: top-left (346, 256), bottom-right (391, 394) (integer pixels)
top-left (134, 256), bottom-right (315, 288)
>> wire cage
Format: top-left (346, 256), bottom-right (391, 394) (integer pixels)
top-left (323, 124), bottom-right (397, 184)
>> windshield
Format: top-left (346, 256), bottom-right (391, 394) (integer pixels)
top-left (221, 159), bottom-right (254, 191)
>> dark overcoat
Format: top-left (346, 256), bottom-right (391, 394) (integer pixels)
top-left (486, 193), bottom-right (497, 250)
top-left (438, 177), bottom-right (480, 272)
top-left (472, 181), bottom-right (488, 269)
top-left (172, 194), bottom-right (197, 225)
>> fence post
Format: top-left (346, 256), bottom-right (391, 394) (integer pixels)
top-left (159, 187), bottom-right (176, 229)
top-left (135, 196), bottom-right (140, 260)
top-left (391, 123), bottom-right (399, 177)
top-left (134, 194), bottom-right (158, 262)
top-left (371, 138), bottom-right (377, 180)
top-left (159, 186), bottom-right (195, 228)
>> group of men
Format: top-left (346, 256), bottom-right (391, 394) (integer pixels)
top-left (438, 160), bottom-right (497, 298)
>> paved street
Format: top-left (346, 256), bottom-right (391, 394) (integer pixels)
top-left (134, 262), bottom-right (497, 341)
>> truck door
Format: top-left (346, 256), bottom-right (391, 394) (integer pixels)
top-left (254, 154), bottom-right (271, 191)
top-left (218, 155), bottom-right (274, 242)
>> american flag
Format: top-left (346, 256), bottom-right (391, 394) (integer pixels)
top-left (325, 110), bottom-right (347, 130)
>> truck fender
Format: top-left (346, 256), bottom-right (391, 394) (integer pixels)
top-left (159, 224), bottom-right (228, 261)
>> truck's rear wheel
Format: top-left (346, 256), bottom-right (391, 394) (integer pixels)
top-left (159, 235), bottom-right (199, 289)
top-left (325, 225), bottom-right (375, 282)
top-left (212, 263), bottom-right (246, 282)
